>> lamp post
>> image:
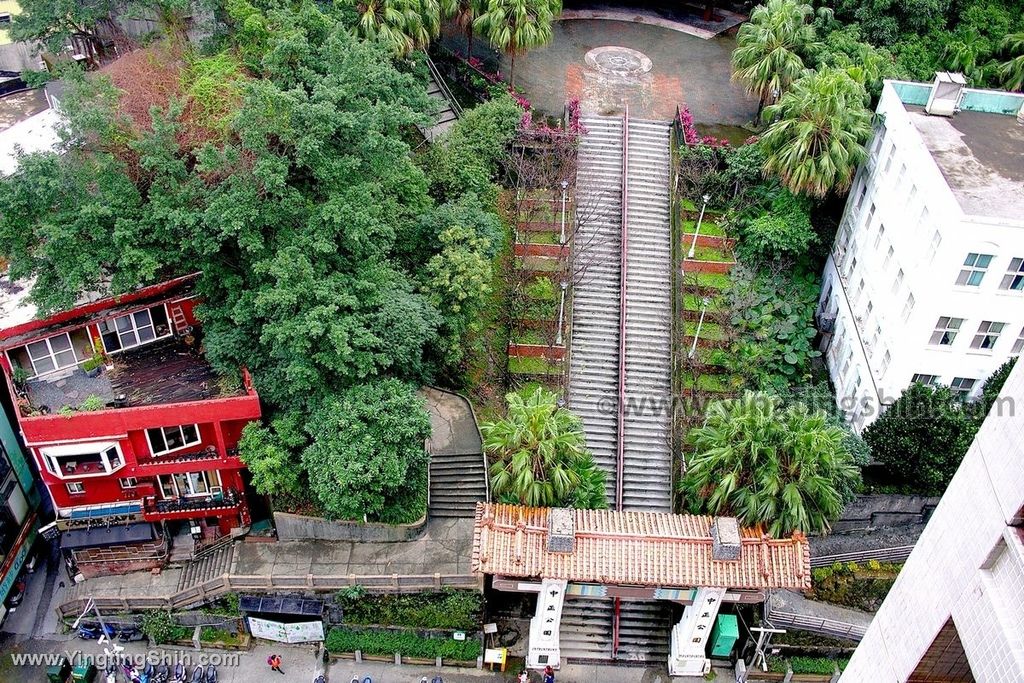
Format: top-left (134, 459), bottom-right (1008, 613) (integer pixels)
top-left (559, 180), bottom-right (569, 244)
top-left (555, 280), bottom-right (568, 346)
top-left (688, 297), bottom-right (709, 359)
top-left (687, 194), bottom-right (710, 260)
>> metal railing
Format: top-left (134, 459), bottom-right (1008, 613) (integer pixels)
top-left (764, 608), bottom-right (868, 642)
top-left (425, 54), bottom-right (463, 118)
top-left (810, 545), bottom-right (915, 568)
top-left (58, 572), bottom-right (481, 618)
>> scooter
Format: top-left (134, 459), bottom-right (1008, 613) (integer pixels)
top-left (154, 664), bottom-right (170, 683)
top-left (105, 664), bottom-right (117, 683)
top-left (172, 662), bottom-right (187, 683)
top-left (139, 662), bottom-right (155, 683)
top-left (204, 664), bottom-right (218, 683)
top-left (78, 622), bottom-right (116, 640)
top-left (190, 664), bottom-right (205, 683)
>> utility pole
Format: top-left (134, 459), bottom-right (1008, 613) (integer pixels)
top-left (687, 194), bottom-right (711, 260)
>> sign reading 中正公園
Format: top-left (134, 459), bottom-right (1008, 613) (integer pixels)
top-left (247, 617), bottom-right (324, 643)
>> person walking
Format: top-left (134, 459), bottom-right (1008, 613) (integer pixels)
top-left (267, 653), bottom-right (284, 674)
top-left (518, 670), bottom-right (530, 683)
top-left (543, 665), bottom-right (555, 683)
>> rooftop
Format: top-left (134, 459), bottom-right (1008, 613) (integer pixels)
top-left (472, 503), bottom-right (811, 591)
top-left (24, 336), bottom-right (245, 413)
top-left (889, 80), bottom-right (1024, 222)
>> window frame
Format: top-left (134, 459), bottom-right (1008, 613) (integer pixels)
top-left (1012, 327), bottom-right (1024, 355)
top-left (971, 321), bottom-right (1006, 351)
top-left (999, 258), bottom-right (1024, 291)
top-left (119, 477), bottom-right (138, 489)
top-left (912, 373), bottom-right (940, 386)
top-left (41, 442), bottom-right (124, 479)
top-left (66, 482), bottom-right (85, 495)
top-left (98, 304), bottom-right (173, 354)
top-left (158, 470), bottom-right (221, 498)
top-left (956, 253), bottom-right (993, 287)
top-left (24, 332), bottom-right (79, 378)
top-left (929, 317), bottom-right (963, 346)
top-left (146, 424), bottom-right (202, 457)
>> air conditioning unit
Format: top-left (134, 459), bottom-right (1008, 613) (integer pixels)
top-left (925, 72), bottom-right (966, 117)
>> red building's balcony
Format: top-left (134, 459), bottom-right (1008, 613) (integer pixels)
top-left (142, 488), bottom-right (242, 522)
top-left (133, 446), bottom-right (246, 476)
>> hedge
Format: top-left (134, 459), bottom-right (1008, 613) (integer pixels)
top-left (811, 560), bottom-right (902, 611)
top-left (325, 628), bottom-right (481, 661)
top-left (336, 589), bottom-right (482, 631)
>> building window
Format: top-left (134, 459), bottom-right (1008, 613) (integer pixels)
top-left (146, 424), bottom-right (201, 456)
top-left (956, 253), bottom-right (993, 286)
top-left (909, 184), bottom-right (918, 204)
top-left (929, 317), bottom-right (963, 346)
top-left (874, 224), bottom-right (885, 249)
top-left (891, 268), bottom-right (904, 295)
top-left (41, 443), bottom-right (124, 478)
top-left (158, 471), bottom-right (221, 498)
top-left (927, 230), bottom-right (941, 262)
top-left (98, 304), bottom-right (172, 353)
top-left (971, 321), bottom-right (1005, 350)
top-left (25, 333), bottom-right (78, 377)
top-left (855, 278), bottom-right (865, 304)
top-left (902, 293), bottom-right (915, 322)
top-left (883, 246), bottom-right (894, 270)
top-left (854, 182), bottom-right (867, 212)
top-left (119, 477), bottom-right (138, 489)
top-left (949, 377), bottom-right (977, 400)
top-left (912, 373), bottom-right (940, 386)
top-left (864, 204), bottom-right (876, 231)
top-left (1013, 327), bottom-right (1024, 355)
top-left (66, 482), bottom-right (85, 495)
top-left (883, 143), bottom-right (896, 173)
top-left (879, 350), bottom-right (891, 376)
top-left (999, 257), bottom-right (1024, 291)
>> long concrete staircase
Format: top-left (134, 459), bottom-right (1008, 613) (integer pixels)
top-left (561, 114), bottom-right (676, 664)
top-left (620, 118), bottom-right (674, 513)
top-left (429, 452), bottom-right (488, 518)
top-left (568, 114), bottom-right (624, 501)
top-left (175, 543), bottom-right (234, 592)
top-left (422, 56), bottom-right (461, 142)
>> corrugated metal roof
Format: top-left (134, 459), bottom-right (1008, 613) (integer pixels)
top-left (472, 503), bottom-right (810, 591)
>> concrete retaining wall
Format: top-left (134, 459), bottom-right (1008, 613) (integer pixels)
top-left (831, 495), bottom-right (940, 533)
top-left (273, 511), bottom-right (427, 543)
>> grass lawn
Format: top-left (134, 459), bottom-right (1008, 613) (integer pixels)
top-left (682, 373), bottom-right (735, 393)
top-left (518, 256), bottom-right (562, 272)
top-left (521, 230), bottom-right (562, 245)
top-left (693, 346), bottom-right (730, 366)
top-left (680, 198), bottom-right (726, 214)
top-left (681, 219), bottom-right (726, 238)
top-left (512, 329), bottom-right (553, 345)
top-left (684, 320), bottom-right (726, 341)
top-left (683, 293), bottom-right (725, 312)
top-left (684, 244), bottom-right (734, 262)
top-left (508, 356), bottom-right (561, 375)
top-left (683, 272), bottom-right (732, 290)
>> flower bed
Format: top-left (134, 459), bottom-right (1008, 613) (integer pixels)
top-left (325, 627), bottom-right (480, 662)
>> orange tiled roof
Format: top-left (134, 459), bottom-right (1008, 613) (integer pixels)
top-left (472, 503), bottom-right (811, 591)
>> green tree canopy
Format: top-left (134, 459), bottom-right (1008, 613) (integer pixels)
top-left (862, 382), bottom-right (976, 495)
top-left (999, 32), bottom-right (1024, 92)
top-left (474, 0), bottom-right (562, 85)
top-left (680, 391), bottom-right (861, 537)
top-left (732, 0), bottom-right (820, 111)
top-left (10, 0), bottom-right (115, 57)
top-left (482, 386), bottom-right (606, 509)
top-left (302, 380), bottom-right (432, 523)
top-left (759, 67), bottom-right (873, 197)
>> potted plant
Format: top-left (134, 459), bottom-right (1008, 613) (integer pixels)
top-left (11, 366), bottom-right (30, 389)
top-left (81, 356), bottom-right (103, 378)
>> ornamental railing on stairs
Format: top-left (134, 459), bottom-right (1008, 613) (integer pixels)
top-left (425, 54), bottom-right (463, 118)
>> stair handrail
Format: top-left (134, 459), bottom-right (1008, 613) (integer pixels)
top-left (425, 54), bottom-right (463, 118)
top-left (615, 107), bottom-right (629, 513)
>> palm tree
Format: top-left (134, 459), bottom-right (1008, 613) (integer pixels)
top-left (679, 392), bottom-right (861, 537)
top-left (731, 0), bottom-right (819, 114)
top-left (481, 386), bottom-right (606, 509)
top-left (759, 67), bottom-right (872, 198)
top-left (474, 0), bottom-right (561, 86)
top-left (999, 32), bottom-right (1024, 92)
top-left (451, 0), bottom-right (485, 59)
top-left (356, 0), bottom-right (451, 57)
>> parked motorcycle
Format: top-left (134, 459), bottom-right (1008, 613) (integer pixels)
top-left (190, 664), bottom-right (205, 683)
top-left (172, 662), bottom-right (187, 683)
top-left (105, 664), bottom-right (117, 683)
top-left (77, 622), bottom-right (116, 640)
top-left (139, 662), bottom-right (155, 683)
top-left (204, 665), bottom-right (218, 683)
top-left (154, 663), bottom-right (170, 683)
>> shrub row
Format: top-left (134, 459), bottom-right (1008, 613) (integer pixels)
top-left (335, 588), bottom-right (482, 631)
top-left (325, 627), bottom-right (481, 661)
top-left (811, 560), bottom-right (902, 611)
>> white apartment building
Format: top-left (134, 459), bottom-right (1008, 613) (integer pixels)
top-left (840, 357), bottom-right (1024, 682)
top-left (817, 74), bottom-right (1024, 432)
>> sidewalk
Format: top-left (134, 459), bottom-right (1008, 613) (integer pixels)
top-left (0, 635), bottom-right (737, 683)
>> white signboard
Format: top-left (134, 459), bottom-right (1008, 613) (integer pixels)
top-left (248, 617), bottom-right (325, 643)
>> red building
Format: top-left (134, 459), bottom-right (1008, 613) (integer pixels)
top-left (0, 274), bottom-right (262, 577)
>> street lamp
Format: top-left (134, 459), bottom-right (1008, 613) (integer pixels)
top-left (559, 180), bottom-right (569, 244)
top-left (555, 280), bottom-right (568, 346)
top-left (688, 297), bottom-right (709, 359)
top-left (687, 194), bottom-right (711, 260)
